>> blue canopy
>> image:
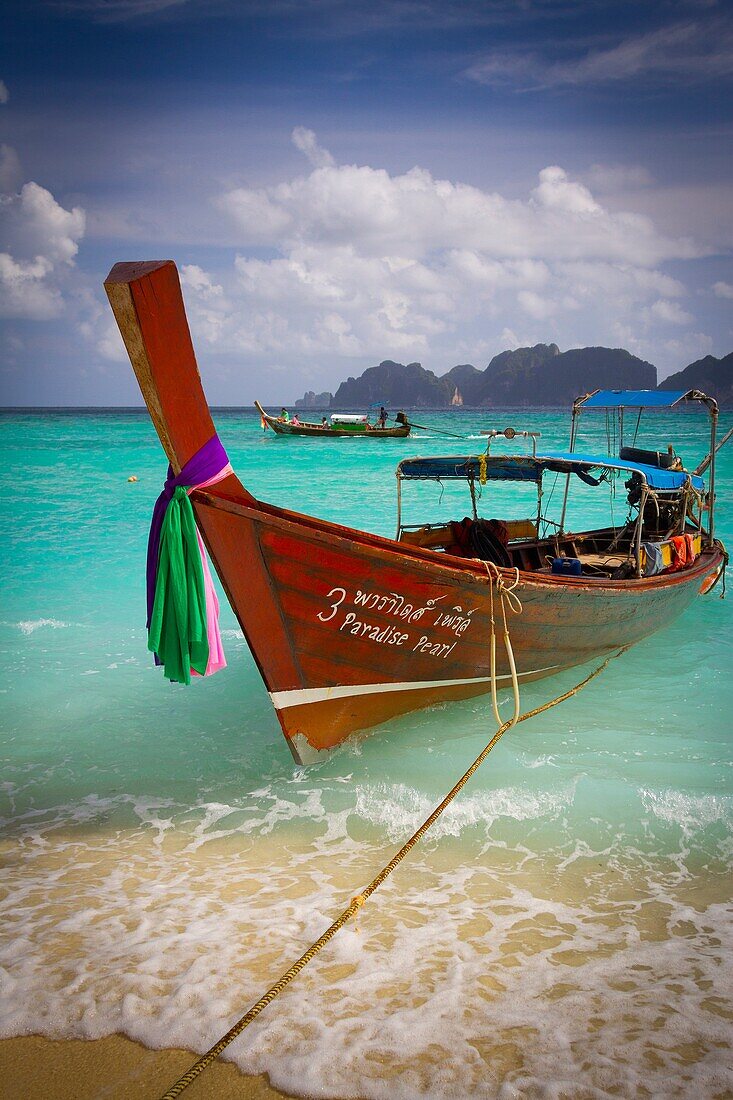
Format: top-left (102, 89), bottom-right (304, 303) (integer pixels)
top-left (539, 451), bottom-right (705, 491)
top-left (397, 451), bottom-right (704, 492)
top-left (397, 455), bottom-right (541, 483)
top-left (578, 389), bottom-right (692, 409)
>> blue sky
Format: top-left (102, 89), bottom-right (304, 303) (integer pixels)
top-left (1, 0), bottom-right (732, 404)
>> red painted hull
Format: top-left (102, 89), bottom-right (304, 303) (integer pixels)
top-left (104, 261), bottom-right (724, 762)
top-left (195, 489), bottom-right (721, 760)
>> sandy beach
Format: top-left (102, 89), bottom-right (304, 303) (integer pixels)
top-left (0, 1035), bottom-right (296, 1100)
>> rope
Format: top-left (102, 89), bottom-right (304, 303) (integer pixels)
top-left (484, 562), bottom-right (522, 730)
top-left (705, 538), bottom-right (728, 597)
top-left (158, 644), bottom-right (627, 1100)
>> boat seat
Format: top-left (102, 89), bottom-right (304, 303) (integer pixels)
top-left (503, 518), bottom-right (538, 541)
top-left (399, 524), bottom-right (453, 549)
top-left (619, 445), bottom-right (682, 470)
top-left (399, 517), bottom-right (538, 551)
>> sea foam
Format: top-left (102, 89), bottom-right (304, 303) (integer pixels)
top-left (12, 618), bottom-right (74, 635)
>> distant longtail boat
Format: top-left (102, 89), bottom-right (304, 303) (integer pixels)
top-left (106, 260), bottom-right (726, 763)
top-left (255, 400), bottom-right (411, 438)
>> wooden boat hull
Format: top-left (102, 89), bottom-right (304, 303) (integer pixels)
top-left (105, 261), bottom-right (724, 763)
top-left (256, 401), bottom-right (410, 438)
top-left (195, 488), bottom-right (722, 761)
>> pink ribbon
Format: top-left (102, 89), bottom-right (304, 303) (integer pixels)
top-left (187, 464), bottom-right (233, 676)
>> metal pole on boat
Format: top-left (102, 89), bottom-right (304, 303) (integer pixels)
top-left (469, 476), bottom-right (478, 520)
top-left (694, 425), bottom-right (733, 478)
top-left (634, 482), bottom-right (647, 576)
top-left (396, 471), bottom-right (402, 539)
top-left (708, 403), bottom-right (718, 547)
top-left (559, 400), bottom-right (580, 533)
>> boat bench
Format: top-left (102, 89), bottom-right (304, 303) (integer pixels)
top-left (399, 518), bottom-right (538, 551)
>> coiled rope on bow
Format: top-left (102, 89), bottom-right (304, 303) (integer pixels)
top-left (484, 561), bottom-right (522, 731)
top-left (158, 649), bottom-right (628, 1100)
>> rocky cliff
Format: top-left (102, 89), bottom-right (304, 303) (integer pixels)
top-left (331, 360), bottom-right (450, 408)
top-left (313, 344), bottom-right (657, 407)
top-left (658, 352), bottom-right (733, 407)
top-left (296, 345), bottom-right (733, 409)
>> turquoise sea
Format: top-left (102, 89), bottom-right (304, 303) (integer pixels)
top-left (2, 406), bottom-right (732, 1099)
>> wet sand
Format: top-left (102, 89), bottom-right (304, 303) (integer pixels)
top-left (0, 1034), bottom-right (297, 1100)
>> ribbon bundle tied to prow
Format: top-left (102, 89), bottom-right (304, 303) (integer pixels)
top-left (146, 435), bottom-right (232, 684)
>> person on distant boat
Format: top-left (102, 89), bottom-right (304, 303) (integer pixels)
top-left (321, 416), bottom-right (329, 429)
top-left (280, 407), bottom-right (290, 422)
top-left (291, 414), bottom-right (301, 426)
top-left (377, 405), bottom-right (387, 429)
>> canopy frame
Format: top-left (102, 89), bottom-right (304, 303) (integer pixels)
top-left (560, 388), bottom-right (718, 546)
top-left (395, 447), bottom-right (710, 575)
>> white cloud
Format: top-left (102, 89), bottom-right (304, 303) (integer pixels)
top-left (0, 169), bottom-right (122, 368)
top-left (712, 280), bottom-right (733, 300)
top-left (0, 254), bottom-right (62, 320)
top-left (95, 320), bottom-right (127, 362)
top-left (0, 144), bottom-right (22, 192)
top-left (180, 263), bottom-right (231, 345)
top-left (499, 327), bottom-right (521, 349)
top-left (181, 263), bottom-right (224, 298)
top-left (517, 290), bottom-right (555, 320)
top-left (0, 80), bottom-right (8, 105)
top-left (292, 126), bottom-right (336, 169)
top-left (78, 314), bottom-right (127, 362)
top-left (218, 153), bottom-right (699, 266)
top-left (75, 285), bottom-right (127, 363)
top-left (548, 23), bottom-right (707, 85)
top-left (2, 182), bottom-right (85, 264)
top-left (215, 187), bottom-right (292, 243)
top-left (56, 0), bottom-right (188, 22)
top-left (662, 332), bottom-right (714, 366)
top-left (0, 182), bottom-right (86, 321)
top-left (466, 18), bottom-right (733, 89)
top-left (531, 166), bottom-right (600, 216)
top-left (584, 163), bottom-right (654, 193)
top-left (554, 263), bottom-right (686, 304)
top-left (648, 299), bottom-right (694, 325)
top-left (164, 133), bottom-right (710, 385)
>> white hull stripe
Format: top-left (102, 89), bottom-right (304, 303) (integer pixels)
top-left (270, 666), bottom-right (560, 710)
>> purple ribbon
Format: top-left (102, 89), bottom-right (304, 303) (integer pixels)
top-left (146, 435), bottom-right (230, 628)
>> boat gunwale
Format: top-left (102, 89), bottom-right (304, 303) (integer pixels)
top-left (193, 486), bottom-right (724, 594)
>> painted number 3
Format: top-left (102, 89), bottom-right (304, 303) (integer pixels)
top-left (318, 587), bottom-right (346, 622)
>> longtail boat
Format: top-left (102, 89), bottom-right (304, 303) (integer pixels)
top-left (255, 400), bottom-right (411, 438)
top-left (106, 261), bottom-right (727, 763)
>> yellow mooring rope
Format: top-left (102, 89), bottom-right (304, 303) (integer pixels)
top-left (158, 641), bottom-right (628, 1100)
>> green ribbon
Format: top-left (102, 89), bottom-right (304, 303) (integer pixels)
top-left (147, 486), bottom-right (210, 684)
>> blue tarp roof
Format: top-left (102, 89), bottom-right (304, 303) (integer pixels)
top-left (397, 452), bottom-right (704, 491)
top-left (578, 389), bottom-right (691, 409)
top-left (539, 451), bottom-right (705, 491)
top-left (397, 455), bottom-right (542, 483)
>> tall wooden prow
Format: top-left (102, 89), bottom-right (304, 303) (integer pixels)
top-left (104, 260), bottom-right (252, 501)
